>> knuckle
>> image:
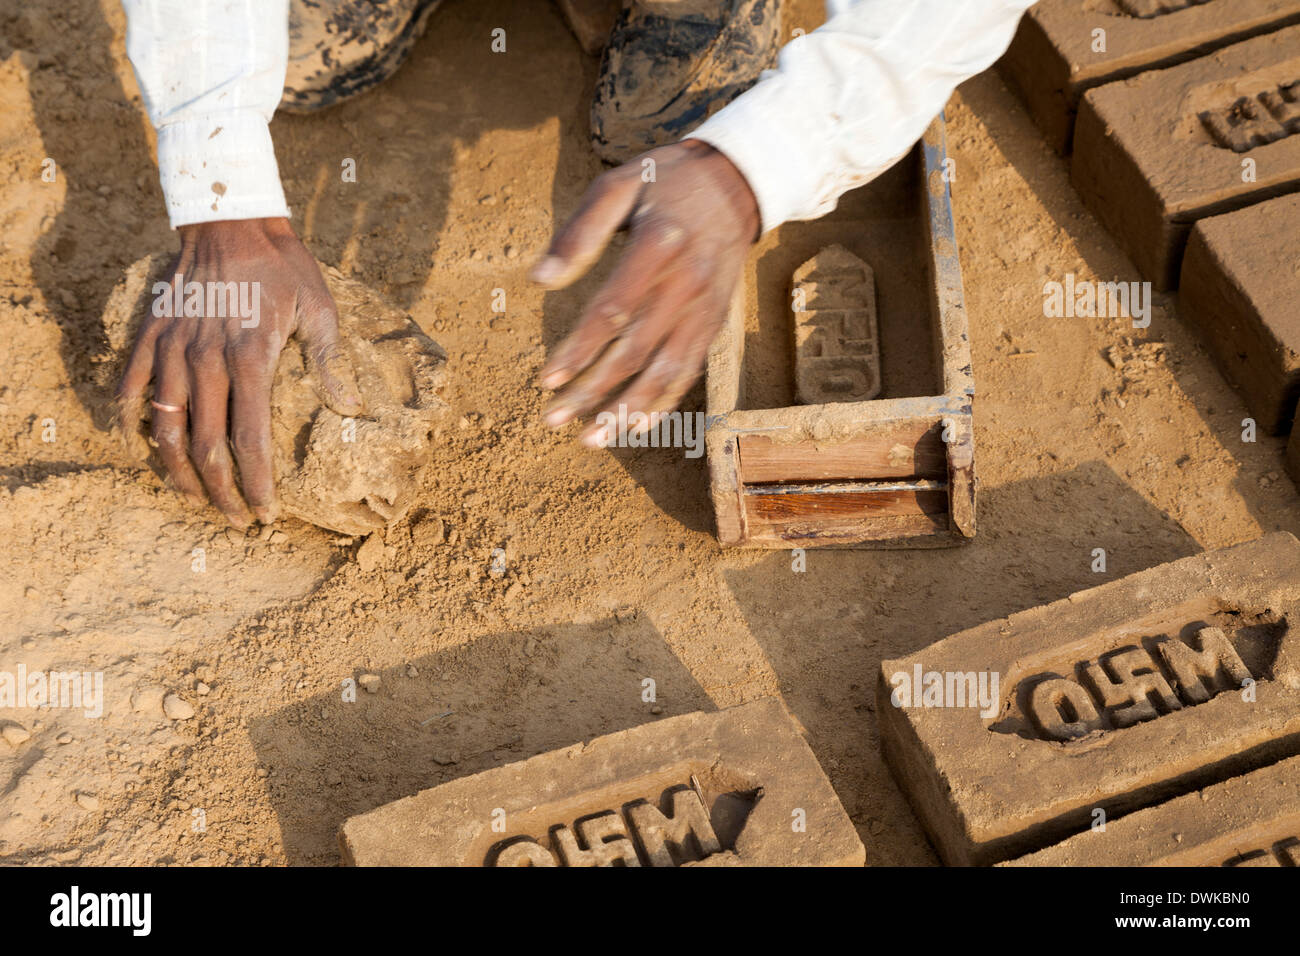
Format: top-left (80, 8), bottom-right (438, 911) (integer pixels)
top-left (591, 297), bottom-right (630, 329)
top-left (299, 284), bottom-right (338, 319)
top-left (136, 313), bottom-right (165, 342)
top-left (310, 338), bottom-right (346, 369)
top-left (568, 168), bottom-right (634, 224)
top-left (645, 353), bottom-right (683, 391)
top-left (189, 442), bottom-right (213, 472)
top-left (157, 329), bottom-right (185, 360)
top-left (190, 438), bottom-right (227, 474)
top-left (152, 422), bottom-right (185, 451)
top-left (603, 338), bottom-right (640, 382)
top-left (230, 427), bottom-right (269, 461)
top-left (184, 339), bottom-right (219, 369)
top-left (638, 217), bottom-right (686, 251)
top-left (224, 336), bottom-right (272, 373)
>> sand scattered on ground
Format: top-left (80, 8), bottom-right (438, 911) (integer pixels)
top-left (1, 0), bottom-right (1296, 865)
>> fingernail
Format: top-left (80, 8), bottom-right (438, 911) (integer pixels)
top-left (530, 256), bottom-right (565, 285)
top-left (544, 405), bottom-right (573, 428)
top-left (541, 370), bottom-right (567, 390)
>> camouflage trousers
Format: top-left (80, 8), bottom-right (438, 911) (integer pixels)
top-left (280, 0), bottom-right (444, 113)
top-left (279, 0), bottom-right (779, 164)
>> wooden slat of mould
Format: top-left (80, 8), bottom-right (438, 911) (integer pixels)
top-left (743, 480), bottom-right (949, 522)
top-left (738, 422), bottom-right (946, 484)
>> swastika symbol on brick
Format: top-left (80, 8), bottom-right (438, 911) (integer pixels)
top-left (489, 785), bottom-right (727, 867)
top-left (1019, 624), bottom-right (1264, 742)
top-left (1201, 81), bottom-right (1300, 152)
top-left (1115, 0), bottom-right (1213, 18)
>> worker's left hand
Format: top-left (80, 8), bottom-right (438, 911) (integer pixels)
top-left (531, 139), bottom-right (759, 446)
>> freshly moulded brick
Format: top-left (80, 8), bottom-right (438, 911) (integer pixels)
top-left (1002, 753), bottom-right (1300, 866)
top-left (339, 697), bottom-right (865, 867)
top-left (1179, 193), bottom-right (1300, 434)
top-left (1072, 25), bottom-right (1300, 290)
top-left (999, 0), bottom-right (1300, 154)
top-left (878, 532), bottom-right (1300, 866)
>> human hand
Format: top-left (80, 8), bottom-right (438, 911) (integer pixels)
top-left (532, 139), bottom-right (759, 446)
top-left (116, 218), bottom-right (362, 527)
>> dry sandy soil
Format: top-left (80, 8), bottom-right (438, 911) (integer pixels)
top-left (1, 0), bottom-right (1297, 866)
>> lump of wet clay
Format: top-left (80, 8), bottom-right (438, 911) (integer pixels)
top-left (790, 245), bottom-right (881, 405)
top-left (101, 255), bottom-right (448, 535)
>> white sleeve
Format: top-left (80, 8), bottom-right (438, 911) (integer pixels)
top-left (122, 0), bottom-right (292, 229)
top-left (686, 0), bottom-right (1036, 233)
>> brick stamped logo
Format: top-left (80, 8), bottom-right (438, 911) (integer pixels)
top-left (488, 783), bottom-right (746, 867)
top-left (1200, 80), bottom-right (1300, 152)
top-left (1010, 619), bottom-right (1275, 742)
top-left (1114, 0), bottom-right (1213, 19)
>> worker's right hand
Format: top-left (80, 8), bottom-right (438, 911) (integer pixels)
top-left (115, 217), bottom-right (362, 529)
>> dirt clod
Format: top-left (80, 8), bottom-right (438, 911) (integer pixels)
top-left (163, 694), bottom-right (196, 721)
top-left (1, 724), bottom-right (31, 747)
top-left (102, 256), bottom-right (450, 535)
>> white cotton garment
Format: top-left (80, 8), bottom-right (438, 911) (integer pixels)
top-left (122, 0), bottom-right (292, 228)
top-left (686, 0), bottom-right (1037, 232)
top-left (122, 0), bottom-right (1035, 233)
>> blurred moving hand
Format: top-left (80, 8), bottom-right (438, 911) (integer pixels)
top-left (532, 140), bottom-right (759, 446)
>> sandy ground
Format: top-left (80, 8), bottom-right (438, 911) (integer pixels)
top-left (1, 0), bottom-right (1297, 866)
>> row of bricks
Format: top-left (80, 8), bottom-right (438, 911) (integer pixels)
top-left (929, 8), bottom-right (1300, 861)
top-left (1000, 0), bottom-right (1300, 155)
top-left (340, 534), bottom-right (1300, 866)
top-left (1005, 7), bottom-right (1300, 477)
top-left (1002, 5), bottom-right (1300, 292)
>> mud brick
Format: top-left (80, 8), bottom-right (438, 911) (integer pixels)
top-left (1071, 25), bottom-right (1300, 290)
top-left (790, 245), bottom-right (882, 405)
top-left (1004, 754), bottom-right (1300, 866)
top-left (877, 533), bottom-right (1300, 866)
top-left (999, 0), bottom-right (1300, 154)
top-left (339, 697), bottom-right (864, 866)
top-left (1179, 194), bottom-right (1300, 434)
